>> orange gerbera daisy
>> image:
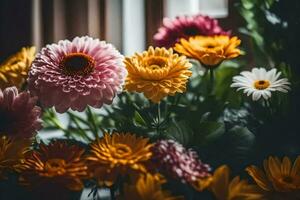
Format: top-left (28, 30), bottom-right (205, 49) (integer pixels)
top-left (16, 140), bottom-right (88, 199)
top-left (174, 35), bottom-right (241, 68)
top-left (246, 156), bottom-right (300, 199)
top-left (118, 173), bottom-right (183, 200)
top-left (86, 133), bottom-right (153, 186)
top-left (210, 165), bottom-right (264, 200)
top-left (0, 47), bottom-right (35, 89)
top-left (124, 46), bottom-right (192, 103)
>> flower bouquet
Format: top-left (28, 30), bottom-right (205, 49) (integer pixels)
top-left (1, 3), bottom-right (300, 200)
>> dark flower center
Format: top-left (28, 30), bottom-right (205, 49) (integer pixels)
top-left (206, 45), bottom-right (215, 48)
top-left (61, 53), bottom-right (95, 76)
top-left (183, 26), bottom-right (200, 36)
top-left (282, 176), bottom-right (293, 183)
top-left (202, 42), bottom-right (217, 49)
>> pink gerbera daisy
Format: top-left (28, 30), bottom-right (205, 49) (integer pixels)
top-left (28, 36), bottom-right (127, 113)
top-left (154, 15), bottom-right (230, 48)
top-left (0, 87), bottom-right (41, 138)
top-left (152, 139), bottom-right (211, 184)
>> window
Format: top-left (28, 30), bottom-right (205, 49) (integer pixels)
top-left (1, 0), bottom-right (229, 57)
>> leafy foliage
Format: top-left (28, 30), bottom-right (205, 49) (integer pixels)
top-left (237, 0), bottom-right (300, 165)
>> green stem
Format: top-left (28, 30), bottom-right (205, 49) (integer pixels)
top-left (51, 118), bottom-right (65, 130)
top-left (156, 102), bottom-right (161, 136)
top-left (43, 109), bottom-right (72, 137)
top-left (69, 115), bottom-right (93, 142)
top-left (157, 102), bottom-right (161, 124)
top-left (46, 116), bottom-right (71, 138)
top-left (86, 107), bottom-right (99, 139)
top-left (209, 68), bottom-right (215, 94)
top-left (264, 99), bottom-right (274, 116)
top-left (174, 94), bottom-right (182, 106)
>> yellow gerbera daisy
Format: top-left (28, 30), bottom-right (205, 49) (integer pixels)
top-left (118, 173), bottom-right (183, 200)
top-left (210, 165), bottom-right (264, 200)
top-left (124, 46), bottom-right (192, 103)
top-left (246, 156), bottom-right (300, 199)
top-left (174, 35), bottom-right (241, 68)
top-left (0, 47), bottom-right (35, 89)
top-left (86, 133), bottom-right (153, 186)
top-left (0, 135), bottom-right (30, 179)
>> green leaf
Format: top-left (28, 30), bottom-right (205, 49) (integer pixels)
top-left (133, 111), bottom-right (147, 127)
top-left (264, 0), bottom-right (275, 8)
top-left (165, 120), bottom-right (194, 146)
top-left (194, 121), bottom-right (225, 145)
top-left (224, 126), bottom-right (255, 162)
top-left (214, 65), bottom-right (242, 107)
top-left (251, 31), bottom-right (265, 49)
top-left (241, 0), bottom-right (254, 9)
top-left (240, 9), bottom-right (255, 22)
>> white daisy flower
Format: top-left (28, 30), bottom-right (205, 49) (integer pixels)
top-left (231, 68), bottom-right (291, 101)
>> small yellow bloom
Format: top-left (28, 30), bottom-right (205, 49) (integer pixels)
top-left (16, 140), bottom-right (88, 191)
top-left (124, 46), bottom-right (192, 103)
top-left (0, 135), bottom-right (30, 179)
top-left (0, 47), bottom-right (35, 89)
top-left (86, 133), bottom-right (153, 186)
top-left (247, 156), bottom-right (300, 199)
top-left (118, 173), bottom-right (184, 200)
top-left (174, 36), bottom-right (241, 68)
top-left (210, 165), bottom-right (264, 200)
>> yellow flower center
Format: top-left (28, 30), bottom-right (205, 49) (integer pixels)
top-left (44, 158), bottom-right (67, 176)
top-left (111, 144), bottom-right (132, 158)
top-left (144, 57), bottom-right (168, 70)
top-left (61, 53), bottom-right (95, 76)
top-left (254, 80), bottom-right (270, 90)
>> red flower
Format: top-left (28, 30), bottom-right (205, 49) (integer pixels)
top-left (152, 140), bottom-right (211, 185)
top-left (0, 87), bottom-right (41, 138)
top-left (154, 15), bottom-right (230, 48)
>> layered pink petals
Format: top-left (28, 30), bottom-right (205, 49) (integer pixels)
top-left (28, 36), bottom-right (127, 113)
top-left (152, 139), bottom-right (211, 184)
top-left (154, 15), bottom-right (230, 48)
top-left (0, 87), bottom-right (41, 138)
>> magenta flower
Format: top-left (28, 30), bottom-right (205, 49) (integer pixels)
top-left (152, 139), bottom-right (211, 184)
top-left (0, 87), bottom-right (41, 138)
top-left (154, 15), bottom-right (230, 48)
top-left (28, 36), bottom-right (127, 113)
